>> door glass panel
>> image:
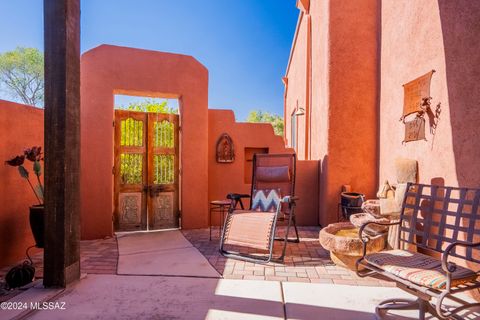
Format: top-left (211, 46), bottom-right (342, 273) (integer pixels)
top-left (154, 120), bottom-right (174, 148)
top-left (121, 118), bottom-right (144, 147)
top-left (153, 154), bottom-right (174, 184)
top-left (120, 153), bottom-right (143, 184)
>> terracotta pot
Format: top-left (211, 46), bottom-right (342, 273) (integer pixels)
top-left (29, 205), bottom-right (44, 248)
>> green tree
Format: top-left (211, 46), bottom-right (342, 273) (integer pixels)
top-left (246, 110), bottom-right (284, 136)
top-left (116, 99), bottom-right (177, 185)
top-left (116, 99), bottom-right (178, 114)
top-left (0, 47), bottom-right (44, 107)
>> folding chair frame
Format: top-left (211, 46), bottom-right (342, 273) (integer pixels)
top-left (219, 153), bottom-right (300, 264)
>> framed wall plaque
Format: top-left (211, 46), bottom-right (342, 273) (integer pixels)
top-left (401, 70), bottom-right (435, 122)
top-left (403, 117), bottom-right (426, 143)
top-left (216, 133), bottom-right (234, 163)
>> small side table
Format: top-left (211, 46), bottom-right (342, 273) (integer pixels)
top-left (209, 200), bottom-right (231, 240)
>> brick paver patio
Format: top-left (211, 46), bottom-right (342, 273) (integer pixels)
top-left (1, 227), bottom-right (393, 302)
top-left (0, 237), bottom-right (117, 302)
top-left (183, 226), bottom-right (395, 287)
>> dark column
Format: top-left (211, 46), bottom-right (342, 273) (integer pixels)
top-left (43, 0), bottom-right (81, 287)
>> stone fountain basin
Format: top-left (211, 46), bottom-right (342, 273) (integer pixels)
top-left (319, 222), bottom-right (385, 270)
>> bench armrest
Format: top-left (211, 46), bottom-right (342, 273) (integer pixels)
top-left (442, 241), bottom-right (480, 273)
top-left (358, 220), bottom-right (401, 242)
top-left (358, 220), bottom-right (401, 257)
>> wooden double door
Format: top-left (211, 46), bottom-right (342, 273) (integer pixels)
top-left (114, 110), bottom-right (179, 231)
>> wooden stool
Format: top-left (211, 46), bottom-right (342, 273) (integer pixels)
top-left (209, 200), bottom-right (231, 240)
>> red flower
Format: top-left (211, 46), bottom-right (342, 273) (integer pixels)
top-left (24, 146), bottom-right (42, 162)
top-left (5, 155), bottom-right (25, 166)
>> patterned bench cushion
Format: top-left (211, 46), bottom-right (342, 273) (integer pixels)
top-left (365, 249), bottom-right (478, 289)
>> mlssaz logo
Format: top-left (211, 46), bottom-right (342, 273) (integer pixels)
top-left (30, 302), bottom-right (67, 310)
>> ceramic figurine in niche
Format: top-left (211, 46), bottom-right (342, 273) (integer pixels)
top-left (216, 133), bottom-right (234, 163)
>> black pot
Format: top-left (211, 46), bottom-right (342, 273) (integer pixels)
top-left (29, 205), bottom-right (44, 248)
top-left (340, 192), bottom-right (365, 208)
top-left (340, 192), bottom-right (365, 219)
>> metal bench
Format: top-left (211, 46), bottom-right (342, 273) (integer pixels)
top-left (356, 183), bottom-right (480, 319)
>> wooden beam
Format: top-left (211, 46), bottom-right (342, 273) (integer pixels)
top-left (43, 0), bottom-right (81, 287)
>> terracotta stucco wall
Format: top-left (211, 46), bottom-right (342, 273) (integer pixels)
top-left (208, 109), bottom-right (319, 226)
top-left (379, 0), bottom-right (480, 189)
top-left (310, 0), bottom-right (331, 229)
top-left (81, 45), bottom-right (209, 239)
top-left (285, 0), bottom-right (379, 226)
top-left (284, 13), bottom-right (307, 158)
top-left (310, 0), bottom-right (329, 163)
top-left (380, 0), bottom-right (480, 290)
top-left (1, 43), bottom-right (320, 268)
top-left (326, 0), bottom-right (379, 226)
top-left (0, 100), bottom-right (43, 267)
top-left (81, 45), bottom-right (318, 239)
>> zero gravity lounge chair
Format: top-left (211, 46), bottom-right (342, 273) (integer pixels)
top-left (220, 153), bottom-right (299, 263)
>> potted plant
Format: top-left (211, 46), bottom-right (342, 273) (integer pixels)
top-left (6, 146), bottom-right (44, 248)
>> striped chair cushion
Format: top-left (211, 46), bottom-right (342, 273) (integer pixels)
top-left (365, 249), bottom-right (478, 289)
top-left (251, 189), bottom-right (281, 213)
top-left (223, 211), bottom-right (276, 250)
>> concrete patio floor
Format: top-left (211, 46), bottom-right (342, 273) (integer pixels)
top-left (3, 275), bottom-right (419, 320)
top-left (2, 228), bottom-right (478, 319)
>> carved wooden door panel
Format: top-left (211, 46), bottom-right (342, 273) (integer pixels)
top-left (114, 110), bottom-right (180, 232)
top-left (114, 110), bottom-right (148, 231)
top-left (147, 113), bottom-right (180, 230)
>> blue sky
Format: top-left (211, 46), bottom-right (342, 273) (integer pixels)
top-left (0, 0), bottom-right (298, 120)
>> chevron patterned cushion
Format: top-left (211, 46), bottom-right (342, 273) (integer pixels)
top-left (251, 189), bottom-right (281, 213)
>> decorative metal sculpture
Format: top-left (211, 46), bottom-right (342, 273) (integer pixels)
top-left (401, 70), bottom-right (435, 143)
top-left (400, 70), bottom-right (435, 122)
top-left (216, 133), bottom-right (234, 163)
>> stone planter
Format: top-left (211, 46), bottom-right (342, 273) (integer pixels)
top-left (319, 222), bottom-right (385, 270)
top-left (349, 212), bottom-right (390, 235)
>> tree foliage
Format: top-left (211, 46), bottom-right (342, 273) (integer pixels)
top-left (246, 110), bottom-right (284, 136)
top-left (0, 47), bottom-right (44, 107)
top-left (116, 99), bottom-right (178, 114)
top-left (116, 99), bottom-right (177, 186)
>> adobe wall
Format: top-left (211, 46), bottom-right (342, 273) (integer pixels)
top-left (309, 0), bottom-right (329, 163)
top-left (81, 45), bottom-right (209, 238)
top-left (208, 109), bottom-right (319, 226)
top-left (284, 0), bottom-right (379, 226)
top-left (379, 0), bottom-right (480, 190)
top-left (326, 0), bottom-right (379, 226)
top-left (0, 100), bottom-right (43, 267)
top-left (284, 11), bottom-right (307, 158)
top-left (81, 44), bottom-right (317, 239)
top-left (379, 0), bottom-right (480, 289)
top-left (0, 44), bottom-right (320, 268)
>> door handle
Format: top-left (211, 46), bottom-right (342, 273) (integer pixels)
top-left (143, 185), bottom-right (164, 197)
